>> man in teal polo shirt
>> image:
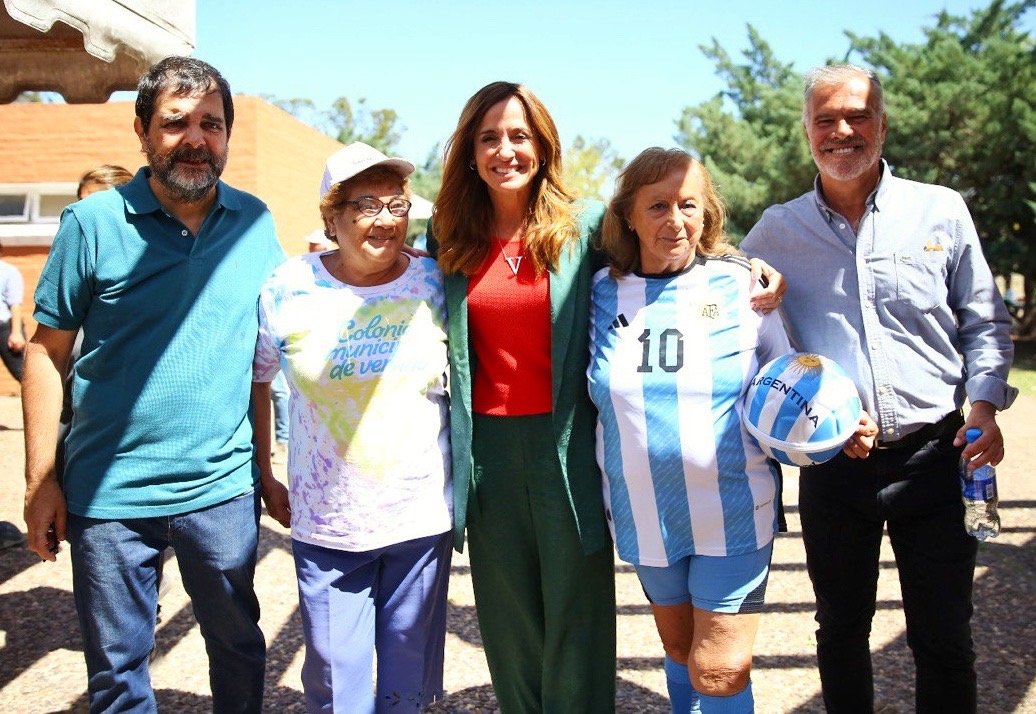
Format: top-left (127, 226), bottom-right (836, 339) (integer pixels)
top-left (22, 57), bottom-right (284, 712)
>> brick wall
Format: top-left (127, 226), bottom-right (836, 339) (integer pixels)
top-left (0, 101), bottom-right (145, 182)
top-left (218, 97), bottom-right (344, 254)
top-left (246, 97), bottom-right (343, 254)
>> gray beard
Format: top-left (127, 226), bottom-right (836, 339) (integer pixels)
top-left (156, 170), bottom-right (216, 203)
top-left (145, 140), bottom-right (226, 204)
top-left (811, 143), bottom-right (882, 183)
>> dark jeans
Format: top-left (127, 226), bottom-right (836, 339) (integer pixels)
top-left (69, 489), bottom-right (266, 713)
top-left (799, 432), bottom-right (978, 713)
top-left (0, 319), bottom-right (23, 381)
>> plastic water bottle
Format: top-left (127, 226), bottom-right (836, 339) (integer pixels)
top-left (960, 428), bottom-right (1000, 540)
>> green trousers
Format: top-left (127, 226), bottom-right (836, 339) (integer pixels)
top-left (468, 413), bottom-right (617, 713)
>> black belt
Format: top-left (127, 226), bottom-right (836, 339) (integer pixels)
top-left (875, 411), bottom-right (964, 450)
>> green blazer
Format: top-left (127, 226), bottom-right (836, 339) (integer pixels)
top-left (431, 201), bottom-right (611, 554)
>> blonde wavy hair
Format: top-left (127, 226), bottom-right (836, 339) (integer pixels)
top-left (432, 81), bottom-right (578, 276)
top-left (602, 148), bottom-right (735, 276)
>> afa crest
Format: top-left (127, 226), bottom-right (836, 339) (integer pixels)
top-left (790, 354), bottom-right (823, 372)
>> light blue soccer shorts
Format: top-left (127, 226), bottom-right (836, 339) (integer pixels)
top-left (634, 541), bottom-right (774, 614)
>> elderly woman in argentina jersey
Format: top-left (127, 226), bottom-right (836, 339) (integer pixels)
top-left (253, 142), bottom-right (452, 713)
top-left (588, 148), bottom-right (792, 714)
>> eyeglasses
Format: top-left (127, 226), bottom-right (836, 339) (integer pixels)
top-left (340, 197), bottom-right (412, 218)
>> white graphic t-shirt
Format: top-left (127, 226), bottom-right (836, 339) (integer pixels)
top-left (254, 252), bottom-right (451, 552)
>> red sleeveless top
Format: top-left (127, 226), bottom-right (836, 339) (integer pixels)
top-left (467, 238), bottom-right (552, 415)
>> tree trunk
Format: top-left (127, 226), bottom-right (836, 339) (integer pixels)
top-left (1017, 274), bottom-right (1036, 340)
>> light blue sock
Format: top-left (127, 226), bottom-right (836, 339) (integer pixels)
top-left (698, 678), bottom-right (753, 713)
top-left (664, 655), bottom-right (701, 713)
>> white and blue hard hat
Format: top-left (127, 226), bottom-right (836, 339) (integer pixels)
top-left (742, 353), bottom-right (862, 467)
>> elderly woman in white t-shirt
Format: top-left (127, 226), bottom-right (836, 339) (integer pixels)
top-left (253, 143), bottom-right (451, 713)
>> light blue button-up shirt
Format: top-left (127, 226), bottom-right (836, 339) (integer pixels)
top-left (742, 161), bottom-right (1017, 442)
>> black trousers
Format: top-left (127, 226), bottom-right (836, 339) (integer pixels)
top-left (0, 319), bottom-right (24, 381)
top-left (799, 432), bottom-right (978, 713)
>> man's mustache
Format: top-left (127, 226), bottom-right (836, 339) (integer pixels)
top-left (171, 147), bottom-right (215, 165)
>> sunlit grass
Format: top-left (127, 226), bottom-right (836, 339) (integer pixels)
top-left (1010, 340), bottom-right (1036, 397)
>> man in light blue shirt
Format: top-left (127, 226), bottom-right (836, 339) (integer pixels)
top-left (742, 64), bottom-right (1016, 713)
top-left (22, 57), bottom-right (284, 712)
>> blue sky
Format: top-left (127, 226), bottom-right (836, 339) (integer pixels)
top-left (189, 1), bottom-right (1030, 164)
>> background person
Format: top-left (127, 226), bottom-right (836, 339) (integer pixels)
top-left (77, 165), bottom-right (134, 201)
top-left (22, 57), bottom-right (283, 712)
top-left (741, 63), bottom-right (1017, 712)
top-left (306, 227), bottom-right (336, 253)
top-left (0, 239), bottom-right (27, 550)
top-left (253, 142), bottom-right (452, 712)
top-left (0, 239), bottom-right (25, 384)
top-left (589, 148), bottom-right (791, 713)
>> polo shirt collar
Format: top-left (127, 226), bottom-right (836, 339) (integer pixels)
top-left (122, 167), bottom-right (241, 215)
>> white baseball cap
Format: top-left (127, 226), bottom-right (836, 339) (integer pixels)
top-left (320, 142), bottom-right (415, 200)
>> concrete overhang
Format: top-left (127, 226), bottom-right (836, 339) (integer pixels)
top-left (0, 0), bottom-right (194, 103)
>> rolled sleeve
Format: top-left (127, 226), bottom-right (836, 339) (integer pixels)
top-left (966, 374), bottom-right (1017, 411)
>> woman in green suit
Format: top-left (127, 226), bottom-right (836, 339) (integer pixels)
top-left (430, 81), bottom-right (783, 711)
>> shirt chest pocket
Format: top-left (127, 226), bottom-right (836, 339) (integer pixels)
top-left (894, 252), bottom-right (948, 313)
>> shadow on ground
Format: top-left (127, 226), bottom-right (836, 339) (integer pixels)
top-left (2, 500), bottom-right (1034, 712)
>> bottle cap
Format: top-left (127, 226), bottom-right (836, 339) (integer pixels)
top-left (965, 427), bottom-right (982, 444)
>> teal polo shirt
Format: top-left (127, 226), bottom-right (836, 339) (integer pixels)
top-left (35, 169), bottom-right (286, 518)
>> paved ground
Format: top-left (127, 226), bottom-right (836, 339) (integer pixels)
top-left (1, 393), bottom-right (1034, 713)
